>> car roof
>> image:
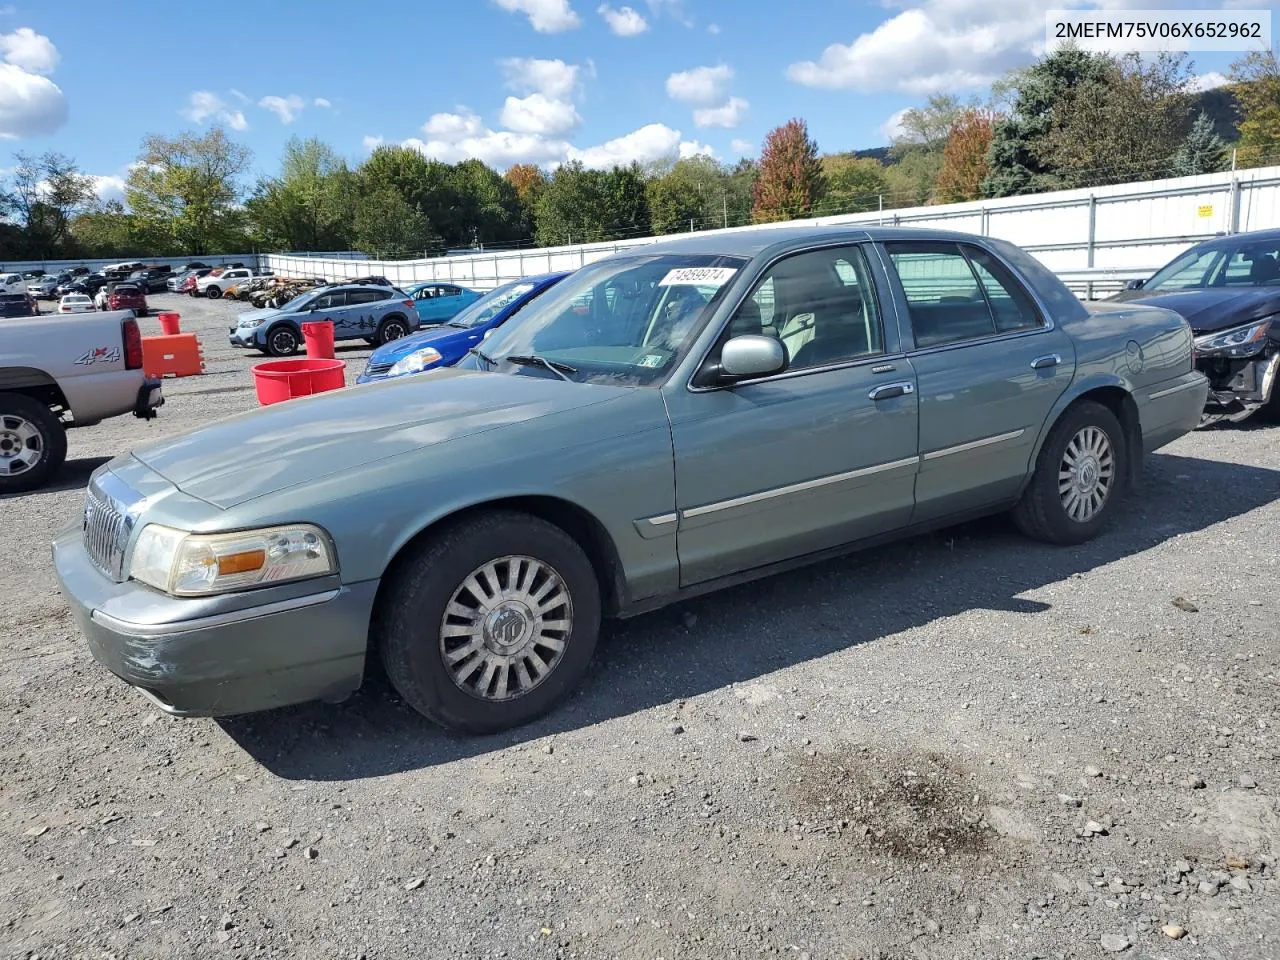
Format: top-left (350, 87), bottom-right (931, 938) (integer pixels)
top-left (606, 224), bottom-right (1012, 261)
top-left (1189, 227), bottom-right (1280, 251)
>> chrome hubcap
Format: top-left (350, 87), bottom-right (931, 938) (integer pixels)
top-left (1059, 425), bottom-right (1114, 523)
top-left (439, 555), bottom-right (572, 702)
top-left (0, 415), bottom-right (42, 475)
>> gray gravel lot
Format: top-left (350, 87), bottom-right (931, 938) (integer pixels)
top-left (2, 292), bottom-right (1278, 959)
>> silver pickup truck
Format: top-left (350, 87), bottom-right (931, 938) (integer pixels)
top-left (1, 311), bottom-right (163, 493)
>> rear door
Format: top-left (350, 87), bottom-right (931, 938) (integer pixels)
top-left (878, 240), bottom-right (1076, 523)
top-left (344, 288), bottom-right (392, 338)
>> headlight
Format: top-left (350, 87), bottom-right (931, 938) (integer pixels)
top-left (388, 347), bottom-right (443, 376)
top-left (1194, 319), bottom-right (1272, 358)
top-left (129, 523), bottom-right (336, 596)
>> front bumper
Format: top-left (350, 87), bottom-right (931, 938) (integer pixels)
top-left (52, 523), bottom-right (375, 717)
top-left (229, 325), bottom-right (260, 348)
top-left (1197, 350), bottom-right (1279, 421)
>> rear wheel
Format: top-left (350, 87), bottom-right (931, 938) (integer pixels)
top-left (1012, 400), bottom-right (1127, 545)
top-left (378, 511), bottom-right (601, 733)
top-left (264, 325), bottom-right (300, 357)
top-left (0, 393), bottom-right (67, 494)
top-left (375, 315), bottom-right (410, 346)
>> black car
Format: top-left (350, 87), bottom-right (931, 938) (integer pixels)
top-left (0, 292), bottom-right (38, 318)
top-left (61, 273), bottom-right (110, 296)
top-left (1112, 228), bottom-right (1280, 426)
top-left (127, 266), bottom-right (173, 293)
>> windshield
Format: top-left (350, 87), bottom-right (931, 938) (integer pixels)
top-left (449, 280), bottom-right (538, 328)
top-left (477, 253), bottom-right (746, 386)
top-left (1146, 237), bottom-right (1280, 291)
top-left (277, 291), bottom-right (315, 313)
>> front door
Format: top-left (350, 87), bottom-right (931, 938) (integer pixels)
top-left (879, 240), bottom-right (1076, 523)
top-left (663, 244), bottom-right (920, 586)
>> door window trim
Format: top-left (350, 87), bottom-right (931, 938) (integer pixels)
top-left (685, 239), bottom-right (888, 393)
top-left (871, 239), bottom-right (1057, 357)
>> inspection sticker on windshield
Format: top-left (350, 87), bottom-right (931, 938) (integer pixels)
top-left (637, 354), bottom-right (665, 368)
top-left (658, 266), bottom-right (738, 288)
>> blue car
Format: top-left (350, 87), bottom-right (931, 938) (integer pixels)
top-left (358, 272), bottom-right (568, 383)
top-left (406, 282), bottom-right (482, 324)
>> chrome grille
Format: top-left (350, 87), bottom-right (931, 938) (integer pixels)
top-left (364, 360), bottom-right (394, 378)
top-left (83, 477), bottom-right (134, 580)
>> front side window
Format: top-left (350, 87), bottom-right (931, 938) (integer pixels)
top-left (449, 281), bottom-right (536, 328)
top-left (885, 241), bottom-right (1042, 348)
top-left (310, 292), bottom-right (345, 310)
top-left (478, 253), bottom-right (746, 386)
top-left (1144, 247), bottom-right (1224, 291)
top-left (719, 245), bottom-right (884, 372)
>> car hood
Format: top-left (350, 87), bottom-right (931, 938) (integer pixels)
top-left (368, 324), bottom-right (460, 363)
top-left (1119, 287), bottom-right (1280, 333)
top-left (128, 368), bottom-right (623, 508)
top-left (236, 306), bottom-right (283, 326)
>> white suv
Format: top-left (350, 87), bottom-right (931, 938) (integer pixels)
top-left (197, 268), bottom-right (255, 299)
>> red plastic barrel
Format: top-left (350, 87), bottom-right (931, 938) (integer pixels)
top-left (158, 312), bottom-right (181, 336)
top-left (301, 320), bottom-right (335, 359)
top-left (252, 358), bottom-right (346, 406)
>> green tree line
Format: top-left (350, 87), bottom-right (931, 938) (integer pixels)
top-left (3, 47), bottom-right (1276, 263)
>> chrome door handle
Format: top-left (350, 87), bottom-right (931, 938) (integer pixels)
top-left (1031, 354), bottom-right (1061, 370)
top-left (868, 381), bottom-right (915, 401)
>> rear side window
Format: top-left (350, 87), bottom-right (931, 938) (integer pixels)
top-left (884, 241), bottom-right (1042, 348)
top-left (347, 288), bottom-right (389, 305)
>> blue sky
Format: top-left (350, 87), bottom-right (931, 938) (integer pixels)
top-left (0, 0), bottom-right (1263, 204)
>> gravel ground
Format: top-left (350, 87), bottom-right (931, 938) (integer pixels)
top-left (2, 292), bottom-right (1279, 960)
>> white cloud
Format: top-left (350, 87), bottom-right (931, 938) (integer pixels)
top-left (492, 0), bottom-right (581, 32)
top-left (598, 3), bottom-right (648, 35)
top-left (422, 108), bottom-right (485, 140)
top-left (730, 138), bottom-right (753, 155)
top-left (568, 122), bottom-right (683, 167)
top-left (181, 90), bottom-right (248, 130)
top-left (500, 93), bottom-right (581, 136)
top-left (665, 64), bottom-right (733, 103)
top-left (501, 57), bottom-right (583, 99)
top-left (693, 96), bottom-right (748, 129)
top-left (229, 88), bottom-right (250, 103)
top-left (0, 62), bottom-right (66, 138)
top-left (0, 27), bottom-right (57, 75)
top-left (678, 139), bottom-right (715, 159)
top-left (1186, 71), bottom-right (1229, 93)
top-left (879, 108), bottom-right (910, 141)
top-left (259, 93), bottom-right (306, 124)
top-left (90, 174), bottom-right (126, 203)
top-left (707, 22), bottom-right (720, 35)
top-left (313, 97), bottom-right (332, 108)
top-left (787, 0), bottom-right (1059, 94)
top-left (362, 135), bottom-right (385, 153)
top-left (645, 0), bottom-right (693, 28)
top-left (0, 6), bottom-right (17, 15)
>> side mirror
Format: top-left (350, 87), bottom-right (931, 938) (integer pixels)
top-left (482, 329), bottom-right (494, 340)
top-left (720, 335), bottom-right (787, 380)
top-left (1125, 278), bottom-right (1146, 290)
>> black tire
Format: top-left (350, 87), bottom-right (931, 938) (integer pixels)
top-left (264, 324), bottom-right (301, 357)
top-left (378, 510), bottom-right (602, 733)
top-left (375, 315), bottom-right (411, 346)
top-left (137, 308), bottom-right (148, 317)
top-left (0, 392), bottom-right (67, 494)
top-left (1013, 400), bottom-right (1128, 545)
top-left (205, 286), bottom-right (222, 299)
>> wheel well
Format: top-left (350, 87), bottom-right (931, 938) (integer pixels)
top-left (0, 369), bottom-right (70, 415)
top-left (371, 496), bottom-right (627, 642)
top-left (1073, 386), bottom-right (1143, 483)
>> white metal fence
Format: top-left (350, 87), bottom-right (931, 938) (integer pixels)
top-left (263, 165), bottom-right (1280, 300)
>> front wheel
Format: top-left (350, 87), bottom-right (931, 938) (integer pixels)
top-left (264, 325), bottom-right (301, 357)
top-left (375, 316), bottom-right (411, 346)
top-left (1012, 400), bottom-right (1127, 545)
top-left (205, 286), bottom-right (222, 299)
top-left (378, 511), bottom-right (602, 733)
top-left (0, 393), bottom-right (68, 494)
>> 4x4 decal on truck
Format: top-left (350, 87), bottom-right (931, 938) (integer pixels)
top-left (75, 346), bottom-right (121, 366)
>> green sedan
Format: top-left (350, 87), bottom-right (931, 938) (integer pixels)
top-left (53, 226), bottom-right (1207, 733)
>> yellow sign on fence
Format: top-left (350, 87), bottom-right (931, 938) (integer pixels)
top-left (1197, 204), bottom-right (1214, 218)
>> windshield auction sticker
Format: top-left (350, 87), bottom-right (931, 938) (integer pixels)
top-left (658, 267), bottom-right (738, 288)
